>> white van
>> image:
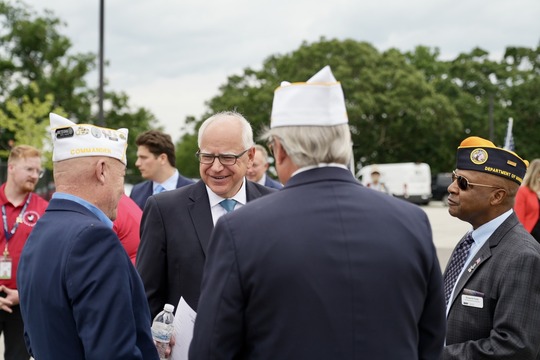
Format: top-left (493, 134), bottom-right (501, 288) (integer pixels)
top-left (357, 162), bottom-right (432, 205)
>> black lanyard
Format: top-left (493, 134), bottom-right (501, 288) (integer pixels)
top-left (2, 193), bottom-right (32, 242)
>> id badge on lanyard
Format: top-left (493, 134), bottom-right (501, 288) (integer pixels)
top-left (0, 247), bottom-right (11, 280)
top-left (1, 193), bottom-right (31, 280)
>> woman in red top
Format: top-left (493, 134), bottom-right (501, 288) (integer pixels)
top-left (515, 158), bottom-right (540, 241)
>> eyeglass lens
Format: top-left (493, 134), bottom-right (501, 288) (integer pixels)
top-left (452, 172), bottom-right (470, 191)
top-left (197, 151), bottom-right (245, 166)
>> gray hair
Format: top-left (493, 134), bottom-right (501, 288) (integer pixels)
top-left (253, 144), bottom-right (269, 164)
top-left (260, 124), bottom-right (352, 168)
top-left (198, 111), bottom-right (254, 149)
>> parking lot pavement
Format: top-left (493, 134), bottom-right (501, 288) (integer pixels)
top-left (421, 201), bottom-right (472, 270)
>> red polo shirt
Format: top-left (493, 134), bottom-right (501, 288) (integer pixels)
top-left (0, 183), bottom-right (49, 289)
top-left (113, 194), bottom-right (142, 265)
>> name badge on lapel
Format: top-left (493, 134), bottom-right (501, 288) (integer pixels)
top-left (461, 288), bottom-right (484, 308)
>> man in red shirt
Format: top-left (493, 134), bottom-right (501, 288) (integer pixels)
top-left (113, 194), bottom-right (142, 265)
top-left (0, 145), bottom-right (48, 360)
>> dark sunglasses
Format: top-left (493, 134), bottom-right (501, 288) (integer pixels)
top-left (452, 171), bottom-right (500, 191)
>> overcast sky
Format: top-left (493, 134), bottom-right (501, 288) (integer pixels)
top-left (19, 0), bottom-right (540, 141)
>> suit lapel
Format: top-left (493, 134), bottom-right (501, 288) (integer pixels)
top-left (188, 182), bottom-right (214, 256)
top-left (449, 243), bottom-right (492, 307)
top-left (448, 213), bottom-right (519, 308)
top-left (143, 181), bottom-right (153, 197)
top-left (245, 181), bottom-right (263, 201)
top-left (189, 180), bottom-right (268, 256)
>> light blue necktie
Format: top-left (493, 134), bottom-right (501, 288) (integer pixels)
top-left (219, 199), bottom-right (237, 213)
top-left (153, 185), bottom-right (166, 194)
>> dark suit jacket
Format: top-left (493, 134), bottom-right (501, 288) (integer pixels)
top-left (264, 174), bottom-right (283, 189)
top-left (443, 213), bottom-right (540, 359)
top-left (130, 173), bottom-right (194, 210)
top-left (17, 199), bottom-right (158, 360)
top-left (190, 167), bottom-right (446, 360)
top-left (136, 179), bottom-right (275, 317)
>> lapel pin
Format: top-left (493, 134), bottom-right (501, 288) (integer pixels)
top-left (468, 257), bottom-right (482, 273)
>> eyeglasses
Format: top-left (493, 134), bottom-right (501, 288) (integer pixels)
top-left (452, 171), bottom-right (500, 191)
top-left (20, 166), bottom-right (45, 179)
top-left (196, 149), bottom-right (249, 166)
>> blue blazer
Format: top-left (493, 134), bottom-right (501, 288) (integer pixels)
top-left (264, 174), bottom-right (283, 189)
top-left (130, 173), bottom-right (194, 210)
top-left (190, 167), bottom-right (446, 360)
top-left (17, 199), bottom-right (158, 360)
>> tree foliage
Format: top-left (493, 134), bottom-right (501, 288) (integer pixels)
top-left (2, 1), bottom-right (538, 181)
top-left (178, 38), bottom-right (539, 176)
top-left (0, 0), bottom-right (160, 180)
top-left (0, 83), bottom-right (63, 161)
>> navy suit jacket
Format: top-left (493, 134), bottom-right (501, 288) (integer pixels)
top-left (443, 213), bottom-right (540, 359)
top-left (190, 167), bottom-right (446, 360)
top-left (130, 173), bottom-right (194, 210)
top-left (136, 179), bottom-right (276, 317)
top-left (264, 174), bottom-right (283, 189)
top-left (17, 199), bottom-right (158, 360)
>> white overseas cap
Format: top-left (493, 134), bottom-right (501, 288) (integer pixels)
top-left (49, 113), bottom-right (129, 165)
top-left (270, 65), bottom-right (348, 128)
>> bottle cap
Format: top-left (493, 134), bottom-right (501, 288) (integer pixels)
top-left (164, 304), bottom-right (175, 313)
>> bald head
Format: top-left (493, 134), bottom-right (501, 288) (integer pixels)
top-left (54, 156), bottom-right (126, 220)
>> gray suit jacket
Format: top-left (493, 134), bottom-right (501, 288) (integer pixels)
top-left (444, 213), bottom-right (540, 359)
top-left (136, 179), bottom-right (275, 317)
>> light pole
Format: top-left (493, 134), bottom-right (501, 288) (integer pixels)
top-left (98, 0), bottom-right (105, 126)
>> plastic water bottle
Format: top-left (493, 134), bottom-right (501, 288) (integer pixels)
top-left (151, 303), bottom-right (175, 359)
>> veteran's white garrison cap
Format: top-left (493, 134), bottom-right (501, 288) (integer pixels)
top-left (270, 65), bottom-right (348, 128)
top-left (49, 113), bottom-right (129, 165)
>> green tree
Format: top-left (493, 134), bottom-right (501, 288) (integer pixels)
top-left (0, 83), bottom-right (63, 160)
top-left (502, 45), bottom-right (540, 160)
top-left (408, 44), bottom-right (540, 162)
top-left (179, 38), bottom-right (463, 174)
top-left (0, 0), bottom-right (161, 179)
top-left (181, 39), bottom-right (539, 176)
top-left (0, 1), bottom-right (94, 119)
top-left (176, 125), bottom-right (199, 179)
top-left (103, 91), bottom-right (163, 183)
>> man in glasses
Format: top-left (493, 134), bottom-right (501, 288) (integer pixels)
top-left (190, 67), bottom-right (445, 359)
top-left (0, 145), bottom-right (48, 360)
top-left (136, 111), bottom-right (275, 317)
top-left (443, 136), bottom-right (540, 359)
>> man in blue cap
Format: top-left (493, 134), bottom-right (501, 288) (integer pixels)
top-left (443, 136), bottom-right (540, 359)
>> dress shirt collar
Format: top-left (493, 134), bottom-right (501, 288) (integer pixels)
top-left (52, 192), bottom-right (113, 228)
top-left (153, 169), bottom-right (179, 192)
top-left (206, 178), bottom-right (247, 225)
top-left (291, 163), bottom-right (349, 178)
top-left (206, 178), bottom-right (247, 208)
top-left (445, 208), bottom-right (514, 317)
top-left (471, 208), bottom-right (513, 247)
top-left (257, 173), bottom-right (267, 186)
